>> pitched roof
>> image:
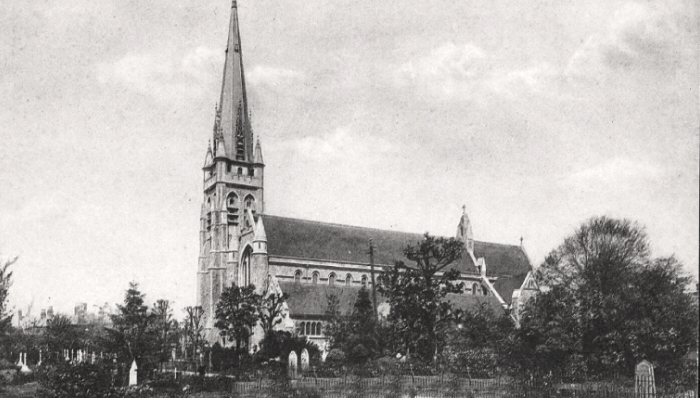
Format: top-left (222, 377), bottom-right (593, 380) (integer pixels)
top-left (279, 281), bottom-right (506, 318)
top-left (264, 215), bottom-right (532, 304)
top-left (472, 241), bottom-right (532, 304)
top-left (279, 282), bottom-right (370, 318)
top-left (263, 215), bottom-right (478, 275)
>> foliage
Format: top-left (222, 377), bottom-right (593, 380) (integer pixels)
top-left (325, 287), bottom-right (379, 364)
top-left (214, 283), bottom-right (261, 351)
top-left (106, 282), bottom-right (174, 384)
top-left (151, 299), bottom-right (176, 369)
top-left (0, 256), bottom-right (17, 336)
top-left (441, 302), bottom-right (514, 377)
top-left (37, 361), bottom-right (121, 398)
top-left (513, 216), bottom-right (699, 385)
top-left (259, 290), bottom-right (289, 336)
top-left (183, 305), bottom-right (205, 361)
top-left (378, 233), bottom-right (465, 363)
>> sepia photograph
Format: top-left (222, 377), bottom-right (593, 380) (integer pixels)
top-left (1, 0), bottom-right (698, 396)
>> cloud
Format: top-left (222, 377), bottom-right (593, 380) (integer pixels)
top-left (283, 127), bottom-right (397, 162)
top-left (564, 158), bottom-right (664, 189)
top-left (566, 2), bottom-right (694, 79)
top-left (96, 47), bottom-right (220, 101)
top-left (247, 65), bottom-right (304, 88)
top-left (393, 42), bottom-right (488, 100)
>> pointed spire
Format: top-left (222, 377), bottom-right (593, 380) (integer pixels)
top-left (217, 0), bottom-right (253, 161)
top-left (254, 139), bottom-right (263, 164)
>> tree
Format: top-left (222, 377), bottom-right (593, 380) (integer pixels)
top-left (259, 290), bottom-right (288, 336)
top-left (214, 284), bottom-right (260, 352)
top-left (152, 299), bottom-right (175, 370)
top-left (515, 216), bottom-right (698, 384)
top-left (0, 256), bottom-right (17, 335)
top-left (108, 282), bottom-right (157, 381)
top-left (183, 306), bottom-right (205, 362)
top-left (44, 314), bottom-right (76, 363)
top-left (378, 233), bottom-right (465, 363)
top-left (442, 302), bottom-right (514, 377)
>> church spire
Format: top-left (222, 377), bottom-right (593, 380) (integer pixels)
top-left (217, 0), bottom-right (253, 161)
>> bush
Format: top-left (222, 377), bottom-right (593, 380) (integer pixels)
top-left (37, 362), bottom-right (121, 398)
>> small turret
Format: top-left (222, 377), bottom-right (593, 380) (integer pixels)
top-left (456, 206), bottom-right (474, 254)
top-left (254, 139), bottom-right (263, 164)
top-left (252, 212), bottom-right (267, 254)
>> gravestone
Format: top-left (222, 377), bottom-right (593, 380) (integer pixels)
top-left (300, 348), bottom-right (309, 372)
top-left (635, 360), bottom-right (656, 398)
top-left (287, 351), bottom-right (298, 379)
top-left (129, 360), bottom-right (138, 386)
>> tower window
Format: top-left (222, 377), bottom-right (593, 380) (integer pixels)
top-left (312, 272), bottom-right (319, 285)
top-left (328, 272), bottom-right (336, 286)
top-left (227, 164), bottom-right (232, 173)
top-left (482, 286), bottom-right (489, 296)
top-left (244, 195), bottom-right (256, 210)
top-left (249, 167), bottom-right (254, 176)
top-left (206, 212), bottom-right (212, 232)
top-left (237, 167), bottom-right (242, 175)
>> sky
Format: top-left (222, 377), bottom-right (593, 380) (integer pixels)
top-left (1, 0), bottom-right (698, 320)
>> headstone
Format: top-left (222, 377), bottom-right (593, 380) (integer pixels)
top-left (174, 367), bottom-right (178, 380)
top-left (300, 348), bottom-right (309, 372)
top-left (287, 351), bottom-right (298, 379)
top-left (635, 360), bottom-right (656, 398)
top-left (38, 350), bottom-right (42, 366)
top-left (129, 360), bottom-right (138, 386)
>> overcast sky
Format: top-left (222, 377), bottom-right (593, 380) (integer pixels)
top-left (1, 0), bottom-right (698, 319)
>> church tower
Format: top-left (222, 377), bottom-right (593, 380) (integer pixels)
top-left (197, 0), bottom-right (265, 340)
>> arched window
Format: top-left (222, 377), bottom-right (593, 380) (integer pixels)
top-left (312, 272), bottom-right (319, 285)
top-left (299, 322), bottom-right (305, 335)
top-left (472, 283), bottom-right (480, 295)
top-left (328, 272), bottom-right (336, 286)
top-left (226, 192), bottom-right (238, 208)
top-left (294, 270), bottom-right (302, 283)
top-left (361, 275), bottom-right (368, 288)
top-left (240, 247), bottom-right (252, 286)
top-left (311, 322), bottom-right (317, 335)
top-left (345, 274), bottom-right (352, 286)
top-left (305, 322), bottom-right (311, 335)
top-left (482, 286), bottom-right (489, 296)
top-left (244, 195), bottom-right (256, 210)
top-left (316, 322), bottom-right (322, 336)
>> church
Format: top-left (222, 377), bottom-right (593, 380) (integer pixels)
top-left (197, 2), bottom-right (537, 350)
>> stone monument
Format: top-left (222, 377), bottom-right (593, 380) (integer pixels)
top-left (300, 348), bottom-right (309, 372)
top-left (287, 351), bottom-right (298, 379)
top-left (129, 360), bottom-right (138, 386)
top-left (635, 360), bottom-right (656, 398)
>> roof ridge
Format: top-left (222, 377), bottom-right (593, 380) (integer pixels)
top-left (263, 214), bottom-right (426, 238)
top-left (474, 239), bottom-right (522, 249)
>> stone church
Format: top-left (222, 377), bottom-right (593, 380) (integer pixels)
top-left (197, 2), bottom-right (537, 350)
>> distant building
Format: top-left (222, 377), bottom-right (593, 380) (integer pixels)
top-left (197, 3), bottom-right (537, 350)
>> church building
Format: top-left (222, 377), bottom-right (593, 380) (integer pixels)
top-left (197, 2), bottom-right (537, 349)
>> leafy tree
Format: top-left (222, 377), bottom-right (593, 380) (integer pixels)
top-left (107, 282), bottom-right (157, 382)
top-left (152, 299), bottom-right (175, 370)
top-left (442, 302), bottom-right (513, 377)
top-left (0, 256), bottom-right (16, 336)
top-left (259, 290), bottom-right (289, 336)
top-left (324, 287), bottom-right (379, 364)
top-left (515, 216), bottom-right (698, 384)
top-left (378, 233), bottom-right (465, 363)
top-left (44, 314), bottom-right (76, 363)
top-left (184, 305), bottom-right (205, 361)
top-left (214, 284), bottom-right (260, 352)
